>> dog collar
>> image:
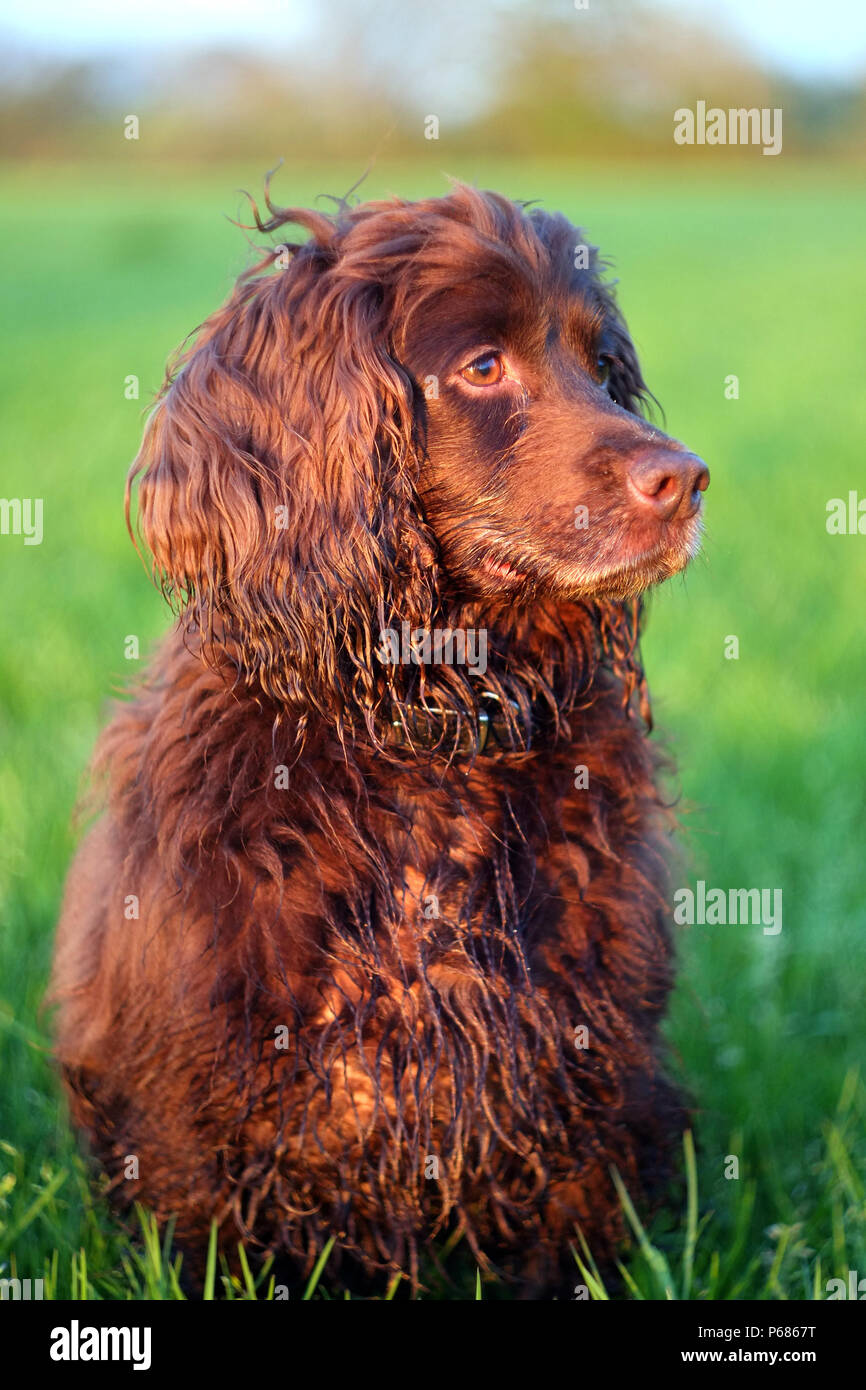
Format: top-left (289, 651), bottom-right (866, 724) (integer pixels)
top-left (388, 689), bottom-right (525, 757)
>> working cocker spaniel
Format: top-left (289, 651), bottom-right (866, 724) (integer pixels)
top-left (51, 182), bottom-right (708, 1297)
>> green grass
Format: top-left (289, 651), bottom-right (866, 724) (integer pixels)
top-left (1, 158), bottom-right (864, 1299)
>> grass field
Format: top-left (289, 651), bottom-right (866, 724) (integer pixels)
top-left (1, 158), bottom-right (864, 1299)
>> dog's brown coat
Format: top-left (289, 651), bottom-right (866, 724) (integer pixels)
top-left (50, 185), bottom-right (704, 1295)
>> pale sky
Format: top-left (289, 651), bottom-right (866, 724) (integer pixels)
top-left (4, 0), bottom-right (866, 81)
top-left (669, 0), bottom-right (866, 79)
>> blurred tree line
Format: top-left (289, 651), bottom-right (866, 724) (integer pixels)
top-left (1, 0), bottom-right (863, 161)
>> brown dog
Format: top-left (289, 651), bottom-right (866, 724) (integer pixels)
top-left (50, 183), bottom-right (708, 1296)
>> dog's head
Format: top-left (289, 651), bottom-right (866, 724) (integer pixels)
top-left (393, 193), bottom-right (708, 603)
top-left (131, 183), bottom-right (707, 729)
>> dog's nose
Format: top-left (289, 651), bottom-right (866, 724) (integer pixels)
top-left (627, 450), bottom-right (709, 521)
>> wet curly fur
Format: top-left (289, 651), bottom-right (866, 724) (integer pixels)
top-left (50, 182), bottom-right (708, 1296)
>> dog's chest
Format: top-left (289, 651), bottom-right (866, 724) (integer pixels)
top-left (304, 739), bottom-right (647, 1028)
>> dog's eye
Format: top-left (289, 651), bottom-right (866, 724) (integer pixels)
top-left (460, 352), bottom-right (505, 387)
top-left (595, 354), bottom-right (612, 385)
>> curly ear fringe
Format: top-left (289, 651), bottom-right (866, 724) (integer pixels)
top-left (126, 199), bottom-right (447, 747)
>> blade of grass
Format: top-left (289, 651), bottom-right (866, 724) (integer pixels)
top-left (203, 1221), bottom-right (218, 1301)
top-left (302, 1234), bottom-right (336, 1300)
top-left (610, 1165), bottom-right (676, 1299)
top-left (237, 1241), bottom-right (257, 1299)
top-left (681, 1130), bottom-right (698, 1299)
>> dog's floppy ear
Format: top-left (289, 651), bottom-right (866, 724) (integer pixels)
top-left (128, 212), bottom-right (437, 728)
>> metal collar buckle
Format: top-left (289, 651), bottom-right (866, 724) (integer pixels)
top-left (389, 690), bottom-right (520, 756)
